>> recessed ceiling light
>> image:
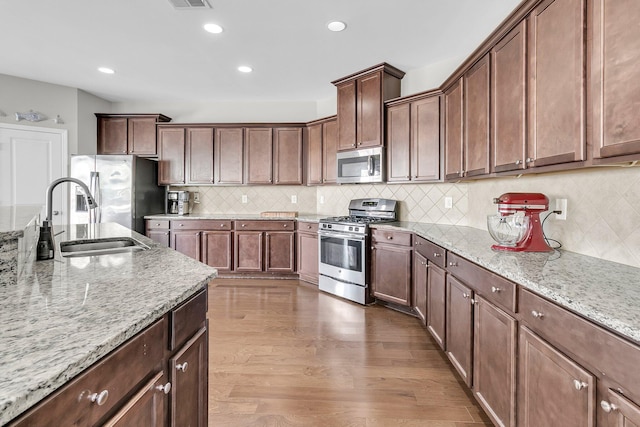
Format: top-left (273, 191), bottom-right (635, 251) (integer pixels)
top-left (98, 67), bottom-right (115, 74)
top-left (237, 66), bottom-right (253, 73)
top-left (204, 23), bottom-right (223, 34)
top-left (327, 21), bottom-right (347, 32)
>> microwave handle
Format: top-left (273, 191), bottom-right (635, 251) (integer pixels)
top-left (368, 155), bottom-right (374, 176)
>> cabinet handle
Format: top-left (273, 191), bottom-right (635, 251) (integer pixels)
top-left (471, 298), bottom-right (478, 305)
top-left (600, 400), bottom-right (618, 413)
top-left (87, 389), bottom-right (109, 406)
top-left (307, 225), bottom-right (312, 229)
top-left (155, 223), bottom-right (161, 226)
top-left (387, 235), bottom-right (393, 240)
top-left (515, 159), bottom-right (522, 165)
top-left (573, 380), bottom-right (588, 391)
top-left (241, 224), bottom-right (246, 227)
top-left (434, 253), bottom-right (441, 258)
top-left (414, 241), bottom-right (421, 245)
top-left (491, 286), bottom-right (501, 293)
top-left (156, 382), bottom-right (172, 394)
top-left (179, 223), bottom-right (184, 227)
top-left (176, 362), bottom-right (188, 373)
top-left (220, 224), bottom-right (225, 227)
top-left (283, 224), bottom-right (288, 228)
top-left (449, 261), bottom-right (458, 267)
top-left (421, 261), bottom-right (426, 266)
top-left (526, 157), bottom-right (535, 163)
top-left (531, 310), bottom-right (544, 319)
top-left (462, 293), bottom-right (469, 299)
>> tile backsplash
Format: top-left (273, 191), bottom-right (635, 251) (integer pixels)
top-left (177, 165), bottom-right (640, 268)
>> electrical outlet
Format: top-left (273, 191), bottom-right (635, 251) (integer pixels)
top-left (444, 196), bottom-right (453, 209)
top-left (555, 198), bottom-right (567, 220)
top-left (241, 195), bottom-right (248, 204)
top-left (291, 195), bottom-right (297, 204)
top-left (319, 195), bottom-right (325, 204)
top-left (193, 192), bottom-right (200, 204)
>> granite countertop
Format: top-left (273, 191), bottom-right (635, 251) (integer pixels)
top-left (375, 221), bottom-right (640, 345)
top-left (0, 205), bottom-right (42, 241)
top-left (0, 222), bottom-right (218, 425)
top-left (145, 213), bottom-right (326, 222)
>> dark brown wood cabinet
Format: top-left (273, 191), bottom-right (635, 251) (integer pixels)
top-left (591, 0), bottom-right (640, 160)
top-left (245, 128), bottom-right (273, 184)
top-left (412, 250), bottom-right (428, 324)
top-left (413, 235), bottom-right (446, 331)
top-left (371, 229), bottom-right (413, 306)
top-left (444, 78), bottom-right (465, 179)
top-left (146, 220), bottom-right (170, 248)
top-left (307, 122), bottom-right (323, 185)
top-left (165, 220), bottom-right (233, 272)
top-left (234, 221), bottom-right (295, 273)
top-left (159, 126), bottom-right (214, 185)
top-left (202, 229), bottom-right (233, 272)
top-left (214, 128), bottom-right (244, 185)
top-left (600, 389), bottom-right (640, 427)
top-left (333, 63), bottom-right (404, 151)
top-left (186, 127), bottom-right (214, 184)
top-left (235, 231), bottom-right (263, 272)
top-left (322, 119), bottom-right (338, 184)
top-left (306, 117), bottom-right (338, 185)
top-left (96, 114), bottom-right (171, 156)
top-left (265, 232), bottom-right (295, 272)
top-left (297, 222), bottom-right (319, 284)
top-left (103, 372), bottom-right (167, 427)
top-left (445, 275), bottom-right (474, 387)
top-left (273, 127), bottom-right (303, 185)
top-left (158, 127), bottom-right (186, 185)
top-left (464, 54), bottom-right (491, 177)
top-left (171, 230), bottom-right (201, 260)
top-left (426, 262), bottom-right (446, 350)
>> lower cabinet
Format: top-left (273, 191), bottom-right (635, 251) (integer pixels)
top-left (202, 230), bottom-right (233, 272)
top-left (371, 228), bottom-right (413, 306)
top-left (600, 388), bottom-right (640, 426)
top-left (234, 220), bottom-right (295, 273)
top-left (412, 250), bottom-right (428, 324)
top-left (445, 275), bottom-right (474, 387)
top-left (146, 220), bottom-right (170, 248)
top-left (426, 261), bottom-right (446, 350)
top-left (296, 222), bottom-right (319, 284)
top-left (103, 372), bottom-right (168, 427)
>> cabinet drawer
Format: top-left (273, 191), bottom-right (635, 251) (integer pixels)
top-left (235, 220), bottom-right (294, 231)
top-left (146, 219), bottom-right (169, 230)
top-left (414, 235), bottom-right (446, 268)
top-left (11, 318), bottom-right (166, 427)
top-left (297, 221), bottom-right (319, 233)
top-left (519, 288), bottom-right (640, 403)
top-left (170, 289), bottom-right (207, 351)
top-left (371, 229), bottom-right (412, 247)
top-left (170, 220), bottom-right (231, 230)
top-left (446, 252), bottom-right (516, 313)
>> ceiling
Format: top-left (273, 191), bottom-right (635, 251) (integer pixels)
top-left (0, 0), bottom-right (521, 104)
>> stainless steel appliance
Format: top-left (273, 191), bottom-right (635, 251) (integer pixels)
top-left (319, 198), bottom-right (398, 304)
top-left (336, 146), bottom-right (384, 184)
top-left (70, 155), bottom-right (165, 234)
top-left (168, 190), bottom-right (190, 215)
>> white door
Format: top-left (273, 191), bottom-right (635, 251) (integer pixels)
top-left (0, 124), bottom-right (68, 226)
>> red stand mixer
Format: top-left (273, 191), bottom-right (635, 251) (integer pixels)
top-left (487, 192), bottom-right (554, 252)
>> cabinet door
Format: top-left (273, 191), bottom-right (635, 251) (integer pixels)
top-left (265, 231), bottom-right (295, 272)
top-left (600, 389), bottom-right (640, 427)
top-left (186, 127), bottom-right (214, 184)
top-left (307, 123), bottom-right (323, 185)
top-left (358, 72), bottom-right (383, 148)
top-left (171, 230), bottom-right (201, 261)
top-left (170, 327), bottom-right (208, 427)
top-left (492, 20), bottom-right (527, 173)
top-left (322, 119), bottom-right (338, 184)
top-left (337, 80), bottom-right (357, 151)
top-left (158, 128), bottom-right (186, 185)
top-left (444, 78), bottom-right (464, 180)
top-left (235, 231), bottom-right (263, 272)
top-left (215, 127), bottom-right (244, 184)
top-left (387, 102), bottom-right (411, 182)
top-left (427, 262), bottom-right (446, 350)
top-left (528, 0), bottom-right (585, 167)
top-left (103, 372), bottom-right (166, 427)
top-left (297, 230), bottom-right (318, 284)
top-left (147, 230), bottom-right (170, 248)
top-left (274, 127), bottom-right (303, 185)
top-left (412, 95), bottom-right (441, 181)
top-left (464, 54), bottom-right (491, 177)
top-left (446, 275), bottom-right (473, 387)
top-left (98, 117), bottom-right (128, 155)
top-left (371, 243), bottom-right (412, 306)
top-left (412, 251), bottom-right (428, 324)
top-left (202, 231), bottom-right (233, 272)
top-left (473, 296), bottom-right (517, 427)
top-left (518, 326), bottom-right (596, 427)
top-left (128, 117), bottom-right (159, 156)
top-left (592, 0), bottom-right (640, 159)
top-left (245, 128), bottom-right (273, 184)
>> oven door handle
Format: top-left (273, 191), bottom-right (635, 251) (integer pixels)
top-left (318, 230), bottom-right (366, 241)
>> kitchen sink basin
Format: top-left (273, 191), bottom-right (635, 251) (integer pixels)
top-left (60, 237), bottom-right (149, 257)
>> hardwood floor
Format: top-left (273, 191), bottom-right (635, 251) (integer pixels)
top-left (208, 278), bottom-right (492, 427)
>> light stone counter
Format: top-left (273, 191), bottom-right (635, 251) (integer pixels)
top-left (0, 222), bottom-right (217, 425)
top-left (145, 213), bottom-right (325, 222)
top-left (376, 221), bottom-right (640, 345)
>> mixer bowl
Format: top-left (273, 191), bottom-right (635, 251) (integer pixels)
top-left (487, 214), bottom-right (530, 247)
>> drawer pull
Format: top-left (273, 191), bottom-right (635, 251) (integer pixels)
top-left (462, 293), bottom-right (469, 299)
top-left (387, 236), bottom-right (393, 240)
top-left (415, 241), bottom-right (420, 245)
top-left (155, 223), bottom-right (161, 226)
top-left (307, 225), bottom-right (312, 229)
top-left (87, 389), bottom-right (109, 406)
top-left (156, 382), bottom-right (172, 394)
top-left (241, 224), bottom-right (246, 228)
top-left (220, 224), bottom-right (225, 227)
top-left (283, 224), bottom-right (288, 228)
top-left (176, 362), bottom-right (189, 373)
top-left (179, 223), bottom-right (184, 227)
top-left (573, 380), bottom-right (588, 391)
top-left (491, 286), bottom-right (501, 293)
top-left (421, 261), bottom-right (427, 266)
top-left (434, 253), bottom-right (442, 258)
top-left (600, 400), bottom-right (618, 413)
top-left (449, 261), bottom-right (458, 267)
top-left (531, 310), bottom-right (544, 319)
top-left (471, 298), bottom-right (478, 305)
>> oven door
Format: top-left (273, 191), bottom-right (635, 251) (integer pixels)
top-left (318, 230), bottom-right (366, 285)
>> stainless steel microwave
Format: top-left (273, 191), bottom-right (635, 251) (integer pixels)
top-left (336, 146), bottom-right (384, 184)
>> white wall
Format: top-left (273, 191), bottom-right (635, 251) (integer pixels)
top-left (77, 90), bottom-right (112, 155)
top-left (401, 56), bottom-right (465, 96)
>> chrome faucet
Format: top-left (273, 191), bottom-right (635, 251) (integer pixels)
top-left (36, 177), bottom-right (98, 260)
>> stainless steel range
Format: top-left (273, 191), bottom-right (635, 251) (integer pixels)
top-left (318, 198), bottom-right (398, 304)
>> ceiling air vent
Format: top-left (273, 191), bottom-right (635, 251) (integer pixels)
top-left (168, 0), bottom-right (211, 9)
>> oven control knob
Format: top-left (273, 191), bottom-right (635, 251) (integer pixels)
top-left (355, 227), bottom-right (359, 232)
top-left (328, 224), bottom-right (332, 229)
top-left (349, 226), bottom-right (353, 231)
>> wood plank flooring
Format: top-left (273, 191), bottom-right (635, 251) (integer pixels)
top-left (208, 278), bottom-right (492, 427)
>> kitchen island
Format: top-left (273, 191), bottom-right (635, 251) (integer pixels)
top-left (0, 221), bottom-right (217, 425)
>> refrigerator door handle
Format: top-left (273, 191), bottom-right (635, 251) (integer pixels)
top-left (89, 171), bottom-right (102, 224)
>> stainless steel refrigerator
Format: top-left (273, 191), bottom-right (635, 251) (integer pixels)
top-left (70, 155), bottom-right (165, 234)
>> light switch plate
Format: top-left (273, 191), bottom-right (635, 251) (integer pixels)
top-left (444, 196), bottom-right (453, 209)
top-left (291, 195), bottom-right (297, 204)
top-left (241, 195), bottom-right (248, 204)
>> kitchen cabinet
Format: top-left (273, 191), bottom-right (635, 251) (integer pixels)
top-left (600, 389), bottom-right (640, 427)
top-left (171, 230), bottom-right (201, 260)
top-left (235, 231), bottom-right (263, 272)
top-left (306, 117), bottom-right (337, 185)
top-left (387, 92), bottom-right (442, 183)
top-left (518, 326), bottom-right (595, 427)
top-left (444, 78), bottom-right (464, 179)
top-left (168, 220), bottom-right (233, 272)
top-left (412, 250), bottom-right (428, 324)
top-left (158, 127), bottom-right (186, 185)
top-left (273, 127), bottom-right (304, 185)
top-left (158, 126), bottom-right (214, 185)
top-left (96, 114), bottom-right (171, 156)
top-left (322, 119), bottom-right (338, 184)
top-left (414, 236), bottom-right (447, 349)
top-left (527, 0), bottom-right (585, 167)
top-left (186, 127), bottom-right (214, 184)
top-left (202, 228), bottom-right (233, 272)
top-left (103, 372), bottom-right (168, 427)
top-left (591, 0), bottom-right (640, 160)
top-left (214, 127), bottom-right (244, 185)
top-left (234, 220), bottom-right (295, 273)
top-left (491, 20), bottom-right (527, 173)
top-left (426, 262), bottom-right (446, 350)
top-left (307, 122), bottom-right (323, 185)
top-left (265, 231), bottom-right (296, 272)
top-left (245, 128), bottom-right (273, 184)
top-left (296, 221), bottom-right (319, 284)
top-left (445, 275), bottom-right (474, 387)
top-left (371, 229), bottom-right (413, 306)
top-left (463, 54), bottom-right (491, 177)
top-left (333, 63), bottom-right (404, 151)
top-left (146, 220), bottom-right (170, 248)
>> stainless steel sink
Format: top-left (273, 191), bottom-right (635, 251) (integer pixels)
top-left (59, 237), bottom-right (149, 257)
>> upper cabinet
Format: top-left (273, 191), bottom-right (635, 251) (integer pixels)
top-left (96, 114), bottom-right (171, 156)
top-left (158, 127), bottom-right (186, 185)
top-left (444, 78), bottom-right (465, 180)
top-left (158, 126), bottom-right (214, 185)
top-left (464, 54), bottom-right (491, 178)
top-left (273, 127), bottom-right (304, 185)
top-left (306, 116), bottom-right (338, 185)
top-left (591, 0), bottom-right (640, 160)
top-left (244, 128), bottom-right (273, 185)
top-left (333, 63), bottom-right (404, 151)
top-left (214, 128), bottom-right (244, 185)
